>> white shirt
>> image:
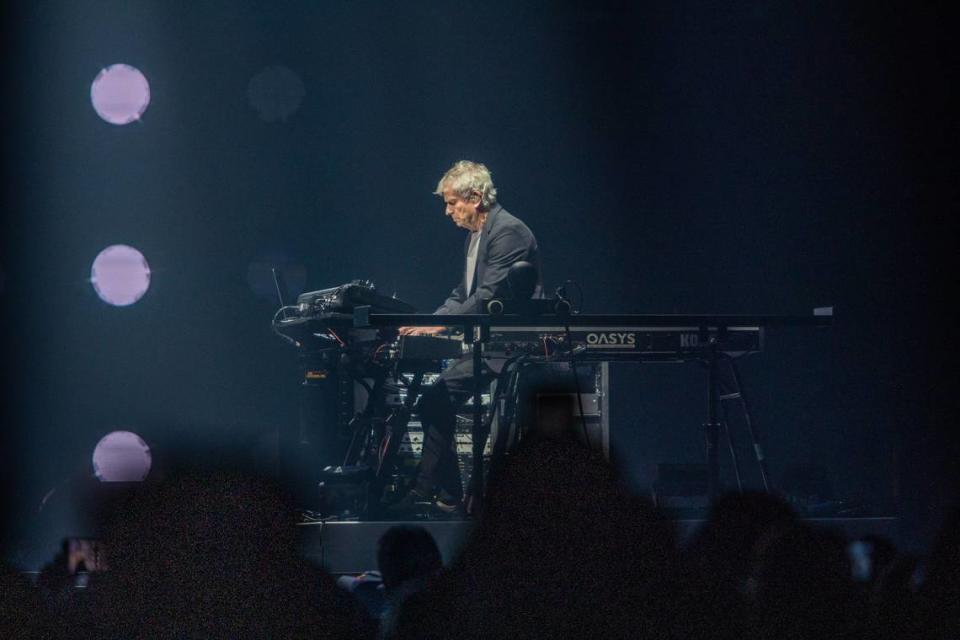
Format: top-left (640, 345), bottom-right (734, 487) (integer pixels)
top-left (465, 230), bottom-right (482, 297)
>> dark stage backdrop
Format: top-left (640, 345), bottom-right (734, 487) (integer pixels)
top-left (1, 1), bottom-right (955, 568)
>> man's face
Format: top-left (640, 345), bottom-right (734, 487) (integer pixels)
top-left (442, 187), bottom-right (483, 232)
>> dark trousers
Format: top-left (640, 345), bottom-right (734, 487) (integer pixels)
top-left (413, 356), bottom-right (501, 500)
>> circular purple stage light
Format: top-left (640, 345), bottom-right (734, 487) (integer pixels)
top-left (92, 431), bottom-right (152, 482)
top-left (247, 65), bottom-right (305, 123)
top-left (90, 64), bottom-right (151, 125)
top-left (90, 245), bottom-right (151, 306)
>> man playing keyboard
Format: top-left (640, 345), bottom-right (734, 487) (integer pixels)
top-left (394, 160), bottom-right (541, 513)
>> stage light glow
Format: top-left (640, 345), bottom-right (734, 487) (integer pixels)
top-left (90, 64), bottom-right (151, 125)
top-left (247, 65), bottom-right (305, 122)
top-left (92, 431), bottom-right (152, 482)
top-left (90, 245), bottom-right (151, 306)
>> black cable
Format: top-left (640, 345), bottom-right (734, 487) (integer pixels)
top-left (485, 353), bottom-right (530, 458)
top-left (561, 279), bottom-right (584, 314)
top-left (271, 305), bottom-right (302, 346)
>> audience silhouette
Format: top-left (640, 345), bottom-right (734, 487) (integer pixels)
top-left (33, 467), bottom-right (376, 639)
top-left (3, 445), bottom-right (958, 640)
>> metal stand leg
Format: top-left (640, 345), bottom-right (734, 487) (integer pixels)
top-left (491, 363), bottom-right (523, 460)
top-left (721, 357), bottom-right (772, 492)
top-left (464, 325), bottom-right (487, 516)
top-left (342, 375), bottom-right (385, 467)
top-left (705, 340), bottom-right (721, 499)
top-left (704, 326), bottom-right (774, 497)
top-left (720, 410), bottom-right (744, 493)
top-left (367, 371), bottom-right (424, 512)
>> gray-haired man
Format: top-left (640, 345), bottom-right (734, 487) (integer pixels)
top-left (395, 161), bottom-right (541, 512)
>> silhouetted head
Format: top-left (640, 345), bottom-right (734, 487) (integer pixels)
top-left (746, 522), bottom-right (859, 638)
top-left (922, 506), bottom-right (960, 632)
top-left (377, 525), bottom-right (442, 592)
top-left (685, 491), bottom-right (797, 583)
top-left (88, 469), bottom-right (377, 638)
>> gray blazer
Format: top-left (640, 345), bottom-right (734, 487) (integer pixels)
top-left (435, 203), bottom-right (541, 314)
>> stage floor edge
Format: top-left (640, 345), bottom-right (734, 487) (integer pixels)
top-left (299, 516), bottom-right (900, 574)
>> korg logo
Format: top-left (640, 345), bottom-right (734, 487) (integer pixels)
top-left (680, 333), bottom-right (699, 348)
top-left (585, 332), bottom-right (636, 348)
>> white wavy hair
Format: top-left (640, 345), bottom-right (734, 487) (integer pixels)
top-left (434, 160), bottom-right (498, 210)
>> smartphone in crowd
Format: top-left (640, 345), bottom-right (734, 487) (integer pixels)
top-left (64, 537), bottom-right (107, 574)
top-left (848, 539), bottom-right (873, 582)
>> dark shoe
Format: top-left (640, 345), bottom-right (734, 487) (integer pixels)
top-left (432, 491), bottom-right (465, 518)
top-left (434, 490), bottom-right (463, 514)
top-left (378, 489), bottom-right (431, 519)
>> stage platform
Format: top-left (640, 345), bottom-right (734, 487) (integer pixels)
top-left (299, 516), bottom-right (900, 574)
